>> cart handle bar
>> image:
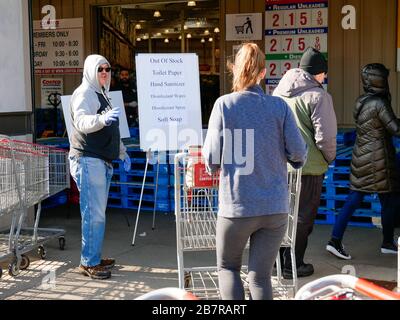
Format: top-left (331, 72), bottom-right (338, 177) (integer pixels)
top-left (295, 275), bottom-right (400, 300)
top-left (135, 288), bottom-right (199, 300)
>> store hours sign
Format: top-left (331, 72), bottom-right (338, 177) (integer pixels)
top-left (265, 0), bottom-right (328, 94)
top-left (33, 18), bottom-right (84, 75)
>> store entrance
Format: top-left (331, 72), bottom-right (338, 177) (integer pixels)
top-left (97, 1), bottom-right (221, 131)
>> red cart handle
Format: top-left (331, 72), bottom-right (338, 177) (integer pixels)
top-left (355, 279), bottom-right (400, 300)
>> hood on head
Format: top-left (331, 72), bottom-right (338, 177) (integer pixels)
top-left (82, 54), bottom-right (111, 93)
top-left (273, 68), bottom-right (321, 98)
top-left (361, 63), bottom-right (390, 96)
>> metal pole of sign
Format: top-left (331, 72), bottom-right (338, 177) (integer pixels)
top-left (152, 152), bottom-right (160, 230)
top-left (131, 150), bottom-right (160, 246)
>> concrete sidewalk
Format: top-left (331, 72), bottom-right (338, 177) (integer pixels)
top-left (0, 205), bottom-right (398, 300)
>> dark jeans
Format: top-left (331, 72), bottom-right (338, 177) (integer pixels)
top-left (283, 175), bottom-right (324, 269)
top-left (332, 190), bottom-right (399, 244)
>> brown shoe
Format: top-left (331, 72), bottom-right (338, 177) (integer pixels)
top-left (100, 258), bottom-right (115, 270)
top-left (79, 264), bottom-right (111, 280)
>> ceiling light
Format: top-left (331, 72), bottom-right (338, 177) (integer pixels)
top-left (156, 32), bottom-right (162, 37)
top-left (154, 10), bottom-right (161, 18)
top-left (201, 38), bottom-right (205, 43)
top-left (214, 27), bottom-right (220, 33)
top-left (204, 30), bottom-right (210, 35)
top-left (165, 29), bottom-right (169, 33)
top-left (135, 24), bottom-right (141, 30)
top-left (184, 25), bottom-right (188, 30)
top-left (179, 35), bottom-right (182, 40)
top-left (209, 37), bottom-right (213, 42)
top-left (186, 33), bottom-right (192, 39)
top-left (164, 38), bottom-right (169, 43)
top-left (136, 37), bottom-right (142, 42)
top-left (187, 1), bottom-right (196, 7)
top-left (143, 34), bottom-right (149, 40)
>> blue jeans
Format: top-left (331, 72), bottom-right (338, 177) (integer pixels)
top-left (332, 190), bottom-right (398, 244)
top-left (69, 155), bottom-right (113, 267)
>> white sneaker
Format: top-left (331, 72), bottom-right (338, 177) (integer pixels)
top-left (381, 242), bottom-right (398, 254)
top-left (326, 240), bottom-right (352, 260)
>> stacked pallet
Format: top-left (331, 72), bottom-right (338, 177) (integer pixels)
top-left (108, 136), bottom-right (173, 213)
top-left (316, 130), bottom-right (382, 228)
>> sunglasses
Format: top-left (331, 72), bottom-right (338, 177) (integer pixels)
top-left (98, 67), bottom-right (111, 73)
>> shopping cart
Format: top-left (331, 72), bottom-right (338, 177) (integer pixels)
top-left (295, 274), bottom-right (400, 300)
top-left (0, 136), bottom-right (69, 278)
top-left (174, 150), bottom-right (302, 300)
top-left (235, 25), bottom-right (245, 34)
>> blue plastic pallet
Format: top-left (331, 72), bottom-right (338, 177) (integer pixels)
top-left (122, 185), bottom-right (170, 199)
top-left (42, 191), bottom-right (68, 209)
top-left (393, 136), bottom-right (400, 148)
top-left (322, 183), bottom-right (351, 197)
top-left (319, 197), bottom-right (381, 212)
top-left (336, 129), bottom-right (356, 146)
top-left (316, 208), bottom-right (376, 228)
top-left (129, 127), bottom-right (139, 138)
top-left (315, 215), bottom-right (375, 228)
top-left (107, 196), bottom-right (171, 212)
top-left (324, 171), bottom-right (350, 183)
top-left (320, 193), bottom-right (380, 206)
top-left (112, 161), bottom-right (169, 175)
top-left (120, 172), bottom-right (169, 185)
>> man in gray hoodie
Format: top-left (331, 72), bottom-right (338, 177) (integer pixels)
top-left (69, 55), bottom-right (132, 280)
top-left (273, 47), bottom-right (337, 278)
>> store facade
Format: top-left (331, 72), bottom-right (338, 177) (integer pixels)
top-left (1, 0), bottom-right (399, 138)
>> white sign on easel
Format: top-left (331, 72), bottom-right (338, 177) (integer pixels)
top-left (135, 53), bottom-right (203, 152)
top-left (132, 53), bottom-right (203, 246)
top-left (61, 91), bottom-right (130, 138)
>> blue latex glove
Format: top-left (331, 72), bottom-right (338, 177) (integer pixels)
top-left (123, 156), bottom-right (131, 172)
top-left (102, 108), bottom-right (120, 126)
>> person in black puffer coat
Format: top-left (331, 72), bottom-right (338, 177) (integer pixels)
top-left (326, 63), bottom-right (400, 260)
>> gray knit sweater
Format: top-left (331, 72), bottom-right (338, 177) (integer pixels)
top-left (202, 85), bottom-right (307, 218)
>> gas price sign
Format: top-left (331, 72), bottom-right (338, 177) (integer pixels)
top-left (265, 0), bottom-right (328, 94)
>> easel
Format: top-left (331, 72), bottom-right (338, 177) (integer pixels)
top-left (131, 149), bottom-right (161, 246)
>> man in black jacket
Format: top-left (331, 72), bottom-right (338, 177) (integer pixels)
top-left (112, 68), bottom-right (138, 127)
top-left (327, 63), bottom-right (400, 260)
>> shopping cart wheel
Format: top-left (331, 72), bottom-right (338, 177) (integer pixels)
top-left (20, 255), bottom-right (30, 270)
top-left (184, 271), bottom-right (192, 289)
top-left (38, 246), bottom-right (46, 259)
top-left (59, 237), bottom-right (66, 250)
top-left (8, 261), bottom-right (20, 277)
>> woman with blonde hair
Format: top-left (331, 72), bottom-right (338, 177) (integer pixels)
top-left (202, 43), bottom-right (307, 300)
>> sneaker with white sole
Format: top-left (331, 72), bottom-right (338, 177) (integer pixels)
top-left (381, 242), bottom-right (398, 254)
top-left (326, 239), bottom-right (352, 260)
